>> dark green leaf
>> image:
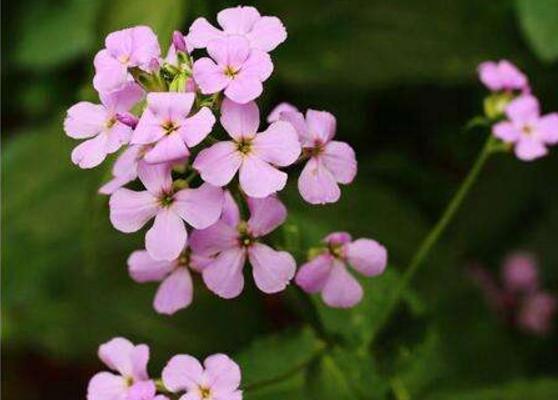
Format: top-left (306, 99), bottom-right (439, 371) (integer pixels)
top-left (516, 0), bottom-right (558, 62)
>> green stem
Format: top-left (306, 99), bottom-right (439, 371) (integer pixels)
top-left (373, 134), bottom-right (495, 340)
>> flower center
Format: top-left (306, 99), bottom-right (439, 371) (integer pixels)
top-left (328, 242), bottom-right (345, 259)
top-left (199, 386), bottom-right (212, 399)
top-left (236, 137), bottom-right (253, 155)
top-left (105, 116), bottom-right (117, 129)
top-left (303, 144), bottom-right (324, 158)
top-left (522, 124), bottom-right (534, 136)
top-left (224, 65), bottom-right (239, 78)
top-left (237, 221), bottom-right (255, 247)
top-left (178, 249), bottom-right (190, 266)
top-left (124, 376), bottom-right (134, 387)
top-left (159, 192), bottom-right (174, 207)
top-left (162, 120), bottom-right (180, 135)
top-left (118, 54), bottom-right (130, 65)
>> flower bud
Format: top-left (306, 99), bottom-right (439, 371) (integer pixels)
top-left (116, 113), bottom-right (139, 129)
top-left (172, 31), bottom-right (187, 53)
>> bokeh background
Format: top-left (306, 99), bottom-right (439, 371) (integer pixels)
top-left (3, 0), bottom-right (558, 398)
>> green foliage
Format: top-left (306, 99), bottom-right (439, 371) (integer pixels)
top-left (516, 0), bottom-right (558, 62)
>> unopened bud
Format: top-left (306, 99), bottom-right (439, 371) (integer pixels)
top-left (172, 31), bottom-right (187, 53)
top-left (116, 113), bottom-right (139, 129)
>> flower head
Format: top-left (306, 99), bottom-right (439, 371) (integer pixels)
top-left (296, 232), bottom-right (387, 308)
top-left (193, 99), bottom-right (300, 198)
top-left (109, 162), bottom-right (224, 261)
top-left (94, 26), bottom-right (161, 93)
top-left (188, 5), bottom-right (286, 53)
top-left (269, 104), bottom-right (357, 204)
top-left (492, 94), bottom-right (558, 161)
top-left (131, 92), bottom-right (215, 164)
top-left (162, 353), bottom-right (242, 400)
top-left (518, 292), bottom-right (557, 336)
top-left (502, 252), bottom-right (539, 294)
top-left (478, 60), bottom-right (529, 92)
top-left (128, 247), bottom-right (211, 315)
top-left (193, 36), bottom-right (273, 104)
top-left (64, 82), bottom-right (144, 168)
top-left (87, 337), bottom-right (152, 400)
top-left (190, 192), bottom-right (296, 299)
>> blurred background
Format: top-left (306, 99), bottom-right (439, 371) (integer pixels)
top-left (3, 0), bottom-right (558, 398)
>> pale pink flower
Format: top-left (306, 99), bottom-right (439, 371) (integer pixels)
top-left (269, 104), bottom-right (357, 204)
top-left (64, 83), bottom-right (144, 169)
top-left (127, 381), bottom-right (169, 400)
top-left (93, 26), bottom-right (161, 93)
top-left (190, 192), bottom-right (296, 299)
top-left (502, 252), bottom-right (539, 294)
top-left (478, 60), bottom-right (529, 92)
top-left (266, 102), bottom-right (298, 123)
top-left (296, 232), bottom-right (387, 308)
top-left (518, 292), bottom-right (557, 336)
top-left (128, 248), bottom-right (211, 315)
top-left (109, 162), bottom-right (224, 261)
top-left (99, 145), bottom-right (149, 195)
top-left (192, 36), bottom-right (273, 104)
top-left (493, 94), bottom-right (558, 161)
top-left (162, 353), bottom-right (242, 400)
top-left (193, 99), bottom-right (300, 198)
top-left (131, 92), bottom-right (215, 164)
top-left (87, 337), bottom-right (152, 400)
top-left (187, 5), bottom-right (286, 52)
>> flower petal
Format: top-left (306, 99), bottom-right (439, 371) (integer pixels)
top-left (100, 82), bottom-right (144, 113)
top-left (208, 35), bottom-right (250, 68)
top-left (514, 137), bottom-right (548, 161)
top-left (220, 98), bottom-right (260, 140)
top-left (536, 113), bottom-right (558, 144)
top-left (252, 120), bottom-right (301, 167)
top-left (143, 133), bottom-right (190, 164)
top-left (295, 254), bottom-right (334, 293)
top-left (64, 102), bottom-right (107, 139)
top-left (246, 16), bottom-right (287, 52)
top-left (202, 248), bottom-right (246, 299)
top-left (147, 92), bottom-right (195, 121)
top-left (87, 372), bottom-right (127, 400)
top-left (204, 354), bottom-right (241, 392)
top-left (181, 107), bottom-right (216, 147)
top-left (190, 221), bottom-right (239, 256)
top-left (93, 49), bottom-right (129, 93)
top-left (505, 95), bottom-right (540, 124)
top-left (248, 243), bottom-right (296, 293)
top-left (162, 355), bottom-right (204, 392)
top-left (217, 6), bottom-right (261, 34)
top-left (322, 261), bottom-right (363, 308)
top-left (221, 190), bottom-right (241, 227)
top-left (321, 141), bottom-right (357, 184)
top-left (71, 134), bottom-right (112, 169)
top-left (267, 103), bottom-right (299, 123)
top-left (224, 75), bottom-right (263, 104)
top-left (98, 337), bottom-right (136, 376)
top-left (298, 158), bottom-right (340, 204)
top-left (154, 268), bottom-right (193, 315)
top-left (128, 250), bottom-right (174, 283)
top-left (246, 195), bottom-right (287, 237)
top-left (305, 109), bottom-right (336, 143)
top-left (173, 183), bottom-right (224, 229)
top-left (193, 58), bottom-right (229, 95)
top-left (193, 141), bottom-right (242, 187)
top-left (137, 162), bottom-right (173, 195)
top-left (187, 17), bottom-right (224, 48)
top-left (492, 121), bottom-right (520, 143)
top-left (109, 189), bottom-right (158, 233)
top-left (239, 156), bottom-right (287, 198)
top-left (145, 209), bottom-right (187, 261)
top-left (240, 49), bottom-right (273, 81)
top-left (345, 239), bottom-right (387, 277)
top-left (131, 109), bottom-right (166, 145)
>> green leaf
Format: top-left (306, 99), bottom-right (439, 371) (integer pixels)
top-left (516, 0), bottom-right (558, 62)
top-left (245, 372), bottom-right (307, 400)
top-left (14, 0), bottom-right (102, 68)
top-left (237, 327), bottom-right (325, 390)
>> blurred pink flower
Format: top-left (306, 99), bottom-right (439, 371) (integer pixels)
top-left (518, 292), bottom-right (557, 336)
top-left (493, 94), bottom-right (558, 161)
top-left (64, 83), bottom-right (144, 169)
top-left (478, 60), bottom-right (529, 92)
top-left (193, 36), bottom-right (273, 104)
top-left (502, 252), bottom-right (539, 294)
top-left (296, 232), bottom-right (387, 308)
top-left (190, 192), bottom-right (296, 299)
top-left (162, 353), bottom-right (242, 400)
top-left (188, 5), bottom-right (286, 52)
top-left (109, 163), bottom-right (224, 261)
top-left (193, 99), bottom-right (300, 198)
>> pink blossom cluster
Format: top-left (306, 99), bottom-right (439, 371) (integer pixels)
top-left (63, 5), bottom-right (387, 315)
top-left (478, 60), bottom-right (558, 161)
top-left (87, 337), bottom-right (242, 400)
top-left (469, 252), bottom-right (557, 336)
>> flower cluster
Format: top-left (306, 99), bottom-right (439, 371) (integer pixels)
top-left (87, 337), bottom-right (242, 400)
top-left (478, 60), bottom-right (558, 161)
top-left (63, 5), bottom-right (387, 315)
top-left (469, 252), bottom-right (557, 336)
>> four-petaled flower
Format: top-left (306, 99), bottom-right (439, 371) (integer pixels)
top-left (478, 60), bottom-right (529, 93)
top-left (269, 104), bottom-right (357, 204)
top-left (162, 353), bottom-right (242, 400)
top-left (190, 192), bottom-right (296, 299)
top-left (131, 92), bottom-right (216, 164)
top-left (188, 5), bottom-right (286, 53)
top-left (128, 247), bottom-right (211, 315)
top-left (64, 82), bottom-right (144, 168)
top-left (296, 232), bottom-right (387, 308)
top-left (493, 94), bottom-right (558, 161)
top-left (94, 26), bottom-right (161, 93)
top-left (193, 36), bottom-right (273, 104)
top-left (194, 99), bottom-right (300, 198)
top-left (110, 162), bottom-right (224, 261)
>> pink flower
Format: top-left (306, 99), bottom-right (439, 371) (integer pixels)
top-left (109, 162), bottom-right (224, 261)
top-left (128, 248), bottom-right (211, 315)
top-left (518, 292), bottom-right (557, 336)
top-left (99, 145), bottom-right (149, 195)
top-left (502, 252), bottom-right (539, 294)
top-left (190, 192), bottom-right (296, 299)
top-left (492, 94), bottom-right (558, 161)
top-left (187, 5), bottom-right (286, 53)
top-left (193, 99), bottom-right (300, 198)
top-left (478, 60), bottom-right (529, 92)
top-left (295, 232), bottom-right (387, 308)
top-left (127, 381), bottom-right (168, 400)
top-left (266, 102), bottom-right (298, 123)
top-left (87, 337), bottom-right (152, 400)
top-left (93, 26), bottom-right (161, 93)
top-left (162, 353), bottom-right (242, 400)
top-left (192, 36), bottom-right (273, 104)
top-left (269, 104), bottom-right (357, 204)
top-left (64, 83), bottom-right (144, 169)
top-left (131, 93), bottom-right (215, 164)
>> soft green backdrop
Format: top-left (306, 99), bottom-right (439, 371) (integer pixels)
top-left (3, 0), bottom-right (558, 398)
